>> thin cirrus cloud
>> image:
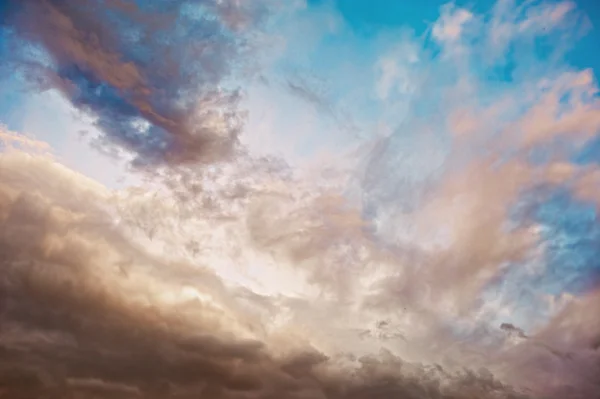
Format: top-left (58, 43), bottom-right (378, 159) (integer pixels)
top-left (1, 0), bottom-right (600, 398)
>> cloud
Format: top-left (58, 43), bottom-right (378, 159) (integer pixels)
top-left (0, 125), bottom-right (52, 154)
top-left (0, 0), bottom-right (276, 167)
top-left (0, 147), bottom-right (580, 396)
top-left (0, 147), bottom-right (542, 398)
top-left (509, 69), bottom-right (600, 147)
top-left (487, 0), bottom-right (583, 58)
top-left (375, 40), bottom-right (420, 101)
top-left (356, 1), bottom-right (599, 340)
top-left (2, 0), bottom-right (600, 398)
top-left (0, 151), bottom-right (277, 395)
top-left (351, 1), bottom-right (600, 394)
top-left (432, 5), bottom-right (473, 43)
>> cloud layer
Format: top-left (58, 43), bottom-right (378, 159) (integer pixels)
top-left (2, 0), bottom-right (600, 398)
top-left (0, 141), bottom-right (536, 398)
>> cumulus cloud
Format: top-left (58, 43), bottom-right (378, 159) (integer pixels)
top-left (0, 148), bottom-right (540, 398)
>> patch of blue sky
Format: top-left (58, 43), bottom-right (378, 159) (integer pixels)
top-left (268, 3), bottom-right (433, 124)
top-left (572, 95), bottom-right (600, 166)
top-left (534, 192), bottom-right (600, 292)
top-left (313, 0), bottom-right (600, 77)
top-left (308, 0), bottom-right (458, 36)
top-left (575, 135), bottom-right (600, 165)
top-left (0, 76), bottom-right (27, 131)
top-left (273, 24), bottom-right (380, 120)
top-left (490, 190), bottom-right (600, 330)
top-left (261, 0), bottom-right (600, 239)
top-left (564, 0), bottom-right (600, 74)
top-left (0, 39), bottom-right (56, 130)
top-left (480, 263), bottom-right (553, 332)
top-left (0, 71), bottom-right (136, 189)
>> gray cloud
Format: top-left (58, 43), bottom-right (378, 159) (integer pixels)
top-left (500, 323), bottom-right (527, 339)
top-left (0, 150), bottom-right (538, 399)
top-left (0, 0), bottom-right (271, 167)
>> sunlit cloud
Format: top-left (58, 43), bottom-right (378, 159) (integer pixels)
top-left (1, 0), bottom-right (600, 398)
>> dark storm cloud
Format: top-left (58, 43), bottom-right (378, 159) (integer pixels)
top-left (0, 151), bottom-right (536, 399)
top-left (0, 0), bottom-right (269, 167)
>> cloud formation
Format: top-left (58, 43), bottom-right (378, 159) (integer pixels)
top-left (0, 148), bottom-right (540, 398)
top-left (2, 0), bottom-right (600, 398)
top-left (0, 0), bottom-right (276, 166)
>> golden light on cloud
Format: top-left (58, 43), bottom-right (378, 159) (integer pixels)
top-left (2, 0), bottom-right (600, 398)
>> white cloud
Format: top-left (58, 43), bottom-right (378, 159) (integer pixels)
top-left (375, 42), bottom-right (420, 101)
top-left (432, 5), bottom-right (474, 43)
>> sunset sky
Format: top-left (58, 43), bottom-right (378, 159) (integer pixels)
top-left (1, 0), bottom-right (600, 398)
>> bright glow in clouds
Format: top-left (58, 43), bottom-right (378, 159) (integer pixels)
top-left (1, 0), bottom-right (600, 398)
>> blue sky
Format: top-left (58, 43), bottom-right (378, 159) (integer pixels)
top-left (309, 0), bottom-right (600, 72)
top-left (2, 1), bottom-right (600, 397)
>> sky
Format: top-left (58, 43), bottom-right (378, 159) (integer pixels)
top-left (1, 0), bottom-right (600, 398)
